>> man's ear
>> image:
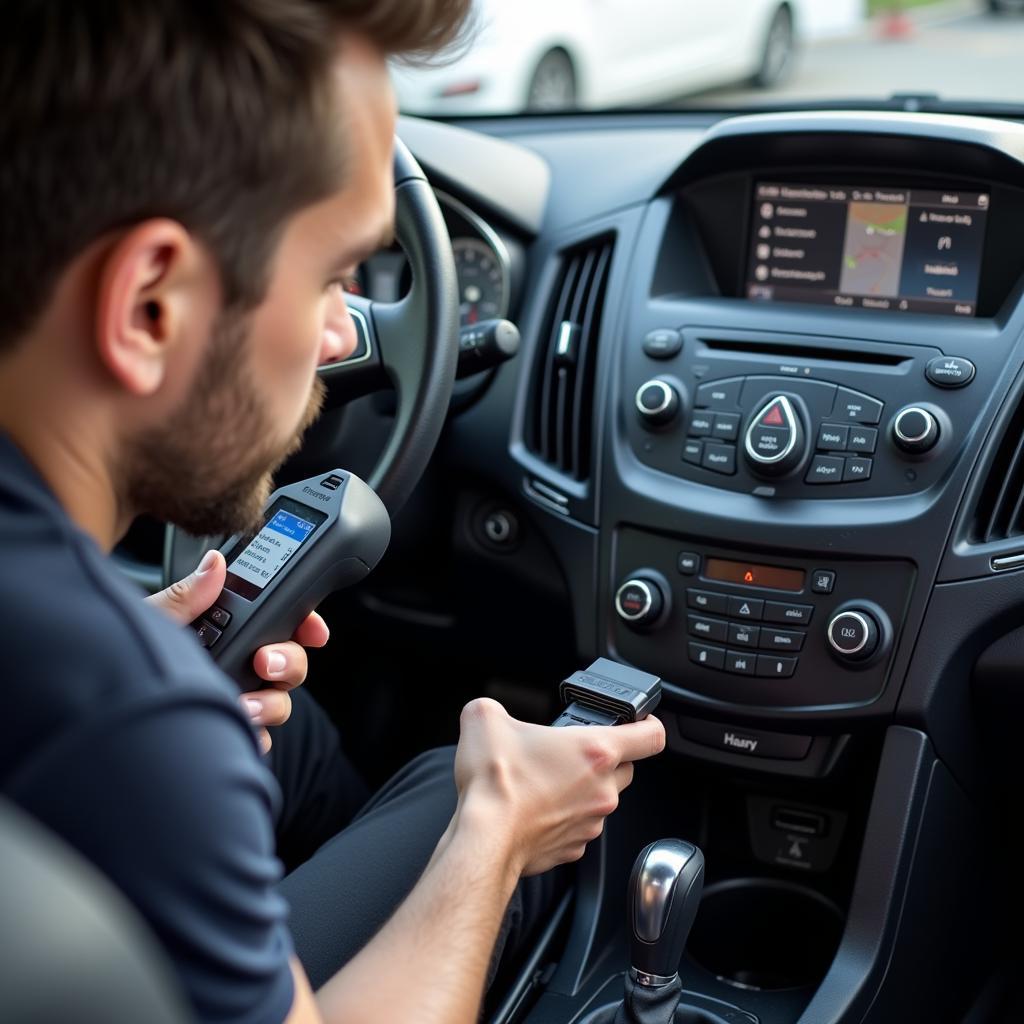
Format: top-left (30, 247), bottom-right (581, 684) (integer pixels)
top-left (94, 219), bottom-right (203, 397)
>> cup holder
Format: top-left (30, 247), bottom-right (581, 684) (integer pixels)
top-left (686, 877), bottom-right (844, 992)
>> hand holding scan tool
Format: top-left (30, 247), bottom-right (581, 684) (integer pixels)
top-left (191, 470), bottom-right (390, 688)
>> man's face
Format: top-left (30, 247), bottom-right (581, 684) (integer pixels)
top-left (126, 36), bottom-right (396, 537)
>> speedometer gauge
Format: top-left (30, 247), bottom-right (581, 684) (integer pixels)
top-left (452, 237), bottom-right (509, 327)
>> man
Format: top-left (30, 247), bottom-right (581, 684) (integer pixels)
top-left (0, 3), bottom-right (666, 1022)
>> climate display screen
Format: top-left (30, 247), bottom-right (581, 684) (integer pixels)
top-left (704, 557), bottom-right (805, 593)
top-left (745, 182), bottom-right (989, 316)
top-left (224, 499), bottom-right (327, 602)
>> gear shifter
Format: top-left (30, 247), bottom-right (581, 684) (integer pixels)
top-left (613, 839), bottom-right (705, 1024)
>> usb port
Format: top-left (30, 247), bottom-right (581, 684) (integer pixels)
top-left (320, 474), bottom-right (344, 491)
top-left (771, 806), bottom-right (828, 837)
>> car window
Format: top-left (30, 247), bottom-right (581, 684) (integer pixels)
top-left (391, 0), bottom-right (1024, 116)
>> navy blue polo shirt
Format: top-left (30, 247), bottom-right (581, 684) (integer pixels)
top-left (0, 434), bottom-right (295, 1023)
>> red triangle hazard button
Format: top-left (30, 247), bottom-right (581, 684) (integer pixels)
top-left (761, 401), bottom-right (785, 427)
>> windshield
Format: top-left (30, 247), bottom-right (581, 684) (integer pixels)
top-left (392, 0), bottom-right (1024, 117)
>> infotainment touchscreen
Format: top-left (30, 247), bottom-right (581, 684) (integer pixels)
top-left (745, 182), bottom-right (989, 316)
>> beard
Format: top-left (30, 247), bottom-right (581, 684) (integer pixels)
top-left (124, 308), bottom-right (326, 538)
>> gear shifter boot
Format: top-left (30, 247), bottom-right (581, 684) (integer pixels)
top-left (613, 970), bottom-right (683, 1024)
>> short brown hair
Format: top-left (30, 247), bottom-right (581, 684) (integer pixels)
top-left (0, 0), bottom-right (471, 352)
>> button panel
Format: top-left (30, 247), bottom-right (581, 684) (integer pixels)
top-left (686, 587), bottom-right (811, 678)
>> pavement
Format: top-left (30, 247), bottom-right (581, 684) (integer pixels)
top-left (686, 1), bottom-right (1024, 109)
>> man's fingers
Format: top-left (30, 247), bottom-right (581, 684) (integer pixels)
top-left (604, 715), bottom-right (666, 764)
top-left (292, 611), bottom-right (329, 648)
top-left (243, 689), bottom-right (292, 728)
top-left (252, 641), bottom-right (308, 689)
top-left (614, 761), bottom-right (635, 792)
top-left (145, 550), bottom-right (226, 625)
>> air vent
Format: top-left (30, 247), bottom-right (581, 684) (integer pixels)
top-left (970, 396), bottom-right (1024, 544)
top-left (526, 235), bottom-right (614, 480)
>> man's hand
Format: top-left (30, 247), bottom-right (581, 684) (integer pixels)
top-left (453, 697), bottom-right (665, 877)
top-left (147, 549), bottom-right (329, 752)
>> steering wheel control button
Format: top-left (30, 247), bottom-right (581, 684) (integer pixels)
top-left (806, 455), bottom-right (844, 484)
top-left (207, 606), bottom-right (232, 629)
top-left (744, 395), bottom-right (804, 476)
top-left (711, 413), bottom-right (741, 442)
top-left (688, 412), bottom-right (714, 437)
top-left (728, 623), bottom-right (760, 647)
top-left (615, 578), bottom-right (664, 627)
top-left (725, 651), bottom-right (756, 675)
top-left (764, 601), bottom-right (813, 626)
top-left (687, 589), bottom-right (728, 615)
top-left (926, 355), bottom-right (975, 388)
top-left (194, 621), bottom-right (223, 649)
top-left (682, 439), bottom-right (703, 465)
top-left (893, 406), bottom-right (939, 453)
top-left (642, 328), bottom-right (683, 359)
top-left (695, 378), bottom-right (743, 410)
top-left (676, 718), bottom-right (812, 760)
top-left (761, 628), bottom-right (805, 653)
top-left (834, 387), bottom-right (883, 424)
top-left (847, 426), bottom-right (878, 454)
top-left (811, 570), bottom-right (836, 594)
top-left (816, 424), bottom-right (849, 451)
top-left (843, 457), bottom-right (873, 482)
top-left (688, 642), bottom-right (726, 671)
top-left (827, 610), bottom-right (879, 660)
top-left (688, 615), bottom-right (728, 643)
top-left (636, 380), bottom-right (680, 427)
top-left (701, 443), bottom-right (736, 475)
top-left (727, 596), bottom-right (763, 620)
top-left (755, 654), bottom-right (798, 678)
top-left (677, 552), bottom-right (701, 575)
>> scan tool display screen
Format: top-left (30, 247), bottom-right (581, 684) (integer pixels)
top-left (224, 499), bottom-right (327, 601)
top-left (745, 181), bottom-right (989, 316)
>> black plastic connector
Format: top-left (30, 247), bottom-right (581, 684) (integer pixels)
top-left (552, 657), bottom-right (662, 727)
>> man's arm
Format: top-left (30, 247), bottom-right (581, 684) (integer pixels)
top-left (286, 697), bottom-right (666, 1024)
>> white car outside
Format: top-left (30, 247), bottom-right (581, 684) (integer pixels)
top-left (391, 0), bottom-right (864, 115)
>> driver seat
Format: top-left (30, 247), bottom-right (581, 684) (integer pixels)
top-left (0, 797), bottom-right (190, 1024)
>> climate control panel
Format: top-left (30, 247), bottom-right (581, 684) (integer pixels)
top-left (610, 527), bottom-right (911, 710)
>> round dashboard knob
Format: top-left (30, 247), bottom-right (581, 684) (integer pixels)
top-left (893, 406), bottom-right (939, 454)
top-left (615, 577), bottom-right (665, 628)
top-left (635, 379), bottom-right (680, 428)
top-left (743, 394), bottom-right (806, 477)
top-left (827, 609), bottom-right (879, 661)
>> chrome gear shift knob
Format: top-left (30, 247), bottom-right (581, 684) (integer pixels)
top-left (626, 838), bottom-right (705, 986)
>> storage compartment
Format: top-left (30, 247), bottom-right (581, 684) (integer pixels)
top-left (686, 878), bottom-right (843, 991)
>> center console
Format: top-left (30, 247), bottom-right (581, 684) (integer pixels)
top-left (497, 111), bottom-right (1024, 1024)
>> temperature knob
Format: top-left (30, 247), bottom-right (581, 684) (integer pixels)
top-left (615, 576), bottom-right (666, 629)
top-left (743, 395), bottom-right (806, 476)
top-left (827, 609), bottom-right (879, 661)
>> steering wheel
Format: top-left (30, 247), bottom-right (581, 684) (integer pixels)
top-left (162, 139), bottom-right (459, 585)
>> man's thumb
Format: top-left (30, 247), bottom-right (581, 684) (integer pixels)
top-left (146, 549), bottom-right (226, 625)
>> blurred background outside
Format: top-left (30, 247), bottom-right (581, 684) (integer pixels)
top-left (391, 0), bottom-right (1024, 116)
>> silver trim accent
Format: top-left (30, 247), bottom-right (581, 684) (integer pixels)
top-left (635, 380), bottom-right (674, 418)
top-left (556, 321), bottom-right (575, 358)
top-left (828, 611), bottom-right (871, 656)
top-left (633, 840), bottom-right (696, 942)
top-left (615, 580), bottom-right (654, 623)
top-left (992, 552), bottom-right (1024, 570)
top-left (894, 406), bottom-right (935, 444)
top-left (744, 395), bottom-right (799, 465)
top-left (317, 307), bottom-right (372, 371)
top-left (629, 968), bottom-right (679, 989)
top-left (434, 189), bottom-right (512, 323)
top-left (523, 478), bottom-right (570, 516)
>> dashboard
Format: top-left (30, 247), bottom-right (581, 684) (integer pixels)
top-left (300, 107), bottom-right (1024, 1023)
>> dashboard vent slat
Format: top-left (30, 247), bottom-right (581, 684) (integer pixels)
top-left (970, 397), bottom-right (1024, 544)
top-left (526, 235), bottom-right (614, 482)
